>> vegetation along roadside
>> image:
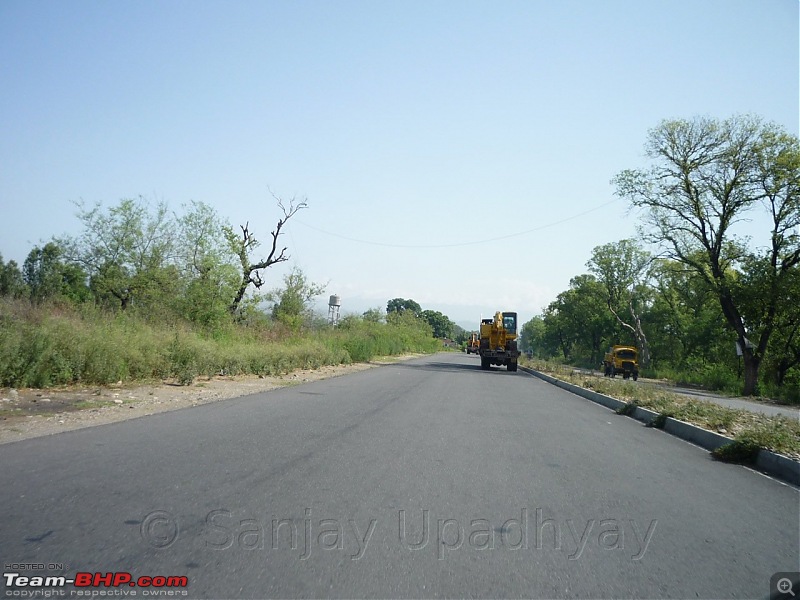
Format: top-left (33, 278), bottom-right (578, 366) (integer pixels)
top-left (521, 358), bottom-right (800, 462)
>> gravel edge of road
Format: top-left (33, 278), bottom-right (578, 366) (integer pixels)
top-left (0, 354), bottom-right (428, 446)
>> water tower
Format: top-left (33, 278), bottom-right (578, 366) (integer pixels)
top-left (328, 294), bottom-right (341, 326)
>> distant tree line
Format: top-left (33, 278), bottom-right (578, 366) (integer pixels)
top-left (384, 298), bottom-right (464, 341)
top-left (0, 194), bottom-right (327, 329)
top-left (521, 115), bottom-right (799, 399)
top-left (0, 195), bottom-right (468, 342)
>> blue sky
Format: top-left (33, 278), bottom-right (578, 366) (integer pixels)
top-left (1, 0), bottom-right (797, 328)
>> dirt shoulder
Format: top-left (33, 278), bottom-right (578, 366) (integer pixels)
top-left (0, 355), bottom-right (424, 445)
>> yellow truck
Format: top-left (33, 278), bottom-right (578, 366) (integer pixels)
top-left (478, 311), bottom-right (520, 371)
top-left (603, 345), bottom-right (639, 380)
top-left (465, 332), bottom-right (480, 354)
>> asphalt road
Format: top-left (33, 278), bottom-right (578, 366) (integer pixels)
top-left (1, 352), bottom-right (797, 599)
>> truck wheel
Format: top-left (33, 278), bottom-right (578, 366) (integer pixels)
top-left (623, 372), bottom-right (630, 380)
top-left (508, 360), bottom-right (518, 372)
top-left (480, 357), bottom-right (490, 370)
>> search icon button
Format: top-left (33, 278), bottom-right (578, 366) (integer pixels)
top-left (778, 578), bottom-right (796, 597)
top-left (772, 574), bottom-right (800, 599)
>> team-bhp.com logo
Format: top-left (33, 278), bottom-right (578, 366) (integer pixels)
top-left (3, 572), bottom-right (188, 596)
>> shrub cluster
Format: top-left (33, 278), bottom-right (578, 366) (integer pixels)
top-left (0, 299), bottom-right (438, 388)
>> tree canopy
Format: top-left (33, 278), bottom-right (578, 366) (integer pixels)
top-left (265, 266), bottom-right (326, 330)
top-left (387, 298), bottom-right (421, 316)
top-left (419, 309), bottom-right (455, 339)
top-left (613, 115), bottom-right (799, 395)
top-left (587, 239), bottom-right (653, 366)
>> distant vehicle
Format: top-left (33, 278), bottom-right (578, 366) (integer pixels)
top-left (465, 332), bottom-right (480, 354)
top-left (603, 345), bottom-right (639, 380)
top-left (478, 312), bottom-right (520, 372)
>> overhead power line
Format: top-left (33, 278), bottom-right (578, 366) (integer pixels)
top-left (294, 198), bottom-right (621, 249)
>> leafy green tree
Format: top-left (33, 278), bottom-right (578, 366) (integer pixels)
top-left (0, 255), bottom-right (27, 298)
top-left (362, 307), bottom-right (385, 323)
top-left (226, 195), bottom-right (307, 315)
top-left (419, 309), bottom-right (455, 339)
top-left (587, 239), bottom-right (653, 366)
top-left (387, 308), bottom-right (432, 336)
top-left (647, 258), bottom-right (730, 370)
top-left (22, 242), bottom-right (89, 303)
top-left (386, 298), bottom-right (421, 316)
top-left (451, 323), bottom-right (468, 345)
top-left (62, 197), bottom-right (174, 310)
top-left (265, 266), bottom-right (326, 330)
top-left (763, 283), bottom-right (800, 391)
top-left (540, 303), bottom-right (569, 360)
top-left (176, 201), bottom-right (239, 326)
top-left (541, 274), bottom-right (620, 365)
top-left (177, 201), bottom-right (232, 277)
top-left (520, 316), bottom-right (546, 356)
top-left (738, 254), bottom-right (800, 389)
top-left (614, 115), bottom-right (800, 395)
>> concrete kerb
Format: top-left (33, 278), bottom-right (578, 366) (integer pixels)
top-left (519, 365), bottom-right (800, 486)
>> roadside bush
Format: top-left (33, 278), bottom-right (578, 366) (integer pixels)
top-left (0, 298), bottom-right (438, 388)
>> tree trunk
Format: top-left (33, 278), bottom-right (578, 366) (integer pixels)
top-left (608, 301), bottom-right (651, 367)
top-left (628, 301), bottom-right (651, 368)
top-left (718, 293), bottom-right (762, 397)
top-left (775, 359), bottom-right (789, 386)
top-left (742, 350), bottom-right (760, 396)
top-left (111, 288), bottom-right (130, 311)
top-left (229, 278), bottom-right (250, 315)
top-left (557, 328), bottom-right (569, 360)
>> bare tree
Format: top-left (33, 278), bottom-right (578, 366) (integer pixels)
top-left (226, 194), bottom-right (308, 315)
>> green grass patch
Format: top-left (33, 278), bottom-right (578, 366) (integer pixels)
top-left (615, 401), bottom-right (638, 416)
top-left (646, 413), bottom-right (669, 429)
top-left (711, 441), bottom-right (761, 464)
top-left (73, 399), bottom-right (116, 410)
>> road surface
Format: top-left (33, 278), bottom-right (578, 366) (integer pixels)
top-left (0, 353), bottom-right (797, 598)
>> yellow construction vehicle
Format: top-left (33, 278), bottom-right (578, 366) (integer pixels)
top-left (603, 345), bottom-right (639, 380)
top-left (478, 312), bottom-right (520, 371)
top-left (465, 332), bottom-right (480, 354)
